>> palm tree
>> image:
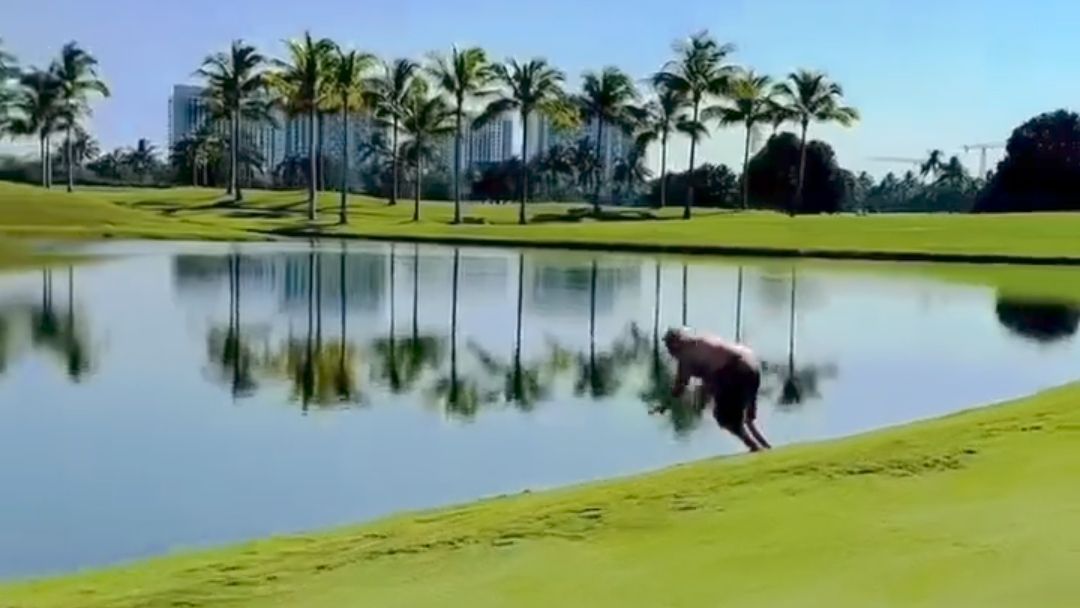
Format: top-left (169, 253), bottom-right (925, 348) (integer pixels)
top-left (936, 155), bottom-right (968, 188)
top-left (635, 85), bottom-right (688, 208)
top-left (327, 46), bottom-right (377, 224)
top-left (367, 58), bottom-right (421, 207)
top-left (271, 32), bottom-right (335, 218)
top-left (612, 135), bottom-right (651, 201)
top-left (123, 138), bottom-right (158, 182)
top-left (399, 88), bottom-right (455, 221)
top-left (774, 69), bottom-right (859, 214)
top-left (571, 136), bottom-right (600, 196)
top-left (653, 31), bottom-right (736, 219)
top-left (764, 98), bottom-right (797, 136)
top-left (920, 149), bottom-right (946, 181)
top-left (475, 58), bottom-right (569, 225)
top-left (577, 67), bottom-right (639, 212)
top-left (709, 69), bottom-right (774, 209)
top-left (197, 40), bottom-right (269, 203)
top-left (9, 69), bottom-right (62, 187)
top-left (50, 42), bottom-right (109, 193)
top-left (427, 46), bottom-right (495, 224)
top-left (58, 126), bottom-right (99, 178)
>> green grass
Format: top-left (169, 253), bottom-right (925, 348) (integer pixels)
top-left (4, 384), bottom-right (1079, 607)
top-left (5, 181), bottom-right (1080, 262)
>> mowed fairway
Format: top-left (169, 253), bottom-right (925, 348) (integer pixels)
top-left (4, 384), bottom-right (1079, 607)
top-left (3, 181), bottom-right (1080, 261)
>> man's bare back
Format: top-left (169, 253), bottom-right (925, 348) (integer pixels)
top-left (658, 327), bottom-right (770, 453)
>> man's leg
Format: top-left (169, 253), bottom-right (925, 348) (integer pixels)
top-left (746, 416), bottom-right (771, 450)
top-left (712, 394), bottom-right (762, 453)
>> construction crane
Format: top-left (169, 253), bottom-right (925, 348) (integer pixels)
top-left (961, 142), bottom-right (1005, 176)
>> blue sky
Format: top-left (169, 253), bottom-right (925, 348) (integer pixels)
top-left (5, 0), bottom-right (1080, 175)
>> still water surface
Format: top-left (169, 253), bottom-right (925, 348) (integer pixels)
top-left (1, 240), bottom-right (1078, 579)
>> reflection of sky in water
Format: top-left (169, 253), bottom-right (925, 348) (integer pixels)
top-left (1, 240), bottom-right (1079, 579)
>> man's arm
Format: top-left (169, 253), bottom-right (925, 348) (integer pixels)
top-left (650, 361), bottom-right (691, 415)
top-left (671, 360), bottom-right (690, 398)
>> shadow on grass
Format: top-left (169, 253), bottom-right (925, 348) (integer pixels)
top-left (528, 207), bottom-right (671, 224)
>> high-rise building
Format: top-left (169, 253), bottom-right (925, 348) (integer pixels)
top-left (439, 114), bottom-right (515, 172)
top-left (526, 114), bottom-right (632, 177)
top-left (167, 84), bottom-right (286, 170)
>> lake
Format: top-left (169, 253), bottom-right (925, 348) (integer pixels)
top-left (1, 240), bottom-right (1078, 580)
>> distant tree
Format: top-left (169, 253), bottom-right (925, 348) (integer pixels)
top-left (123, 139), bottom-right (160, 182)
top-left (745, 132), bottom-right (848, 213)
top-left (271, 32), bottom-right (335, 217)
top-left (400, 90), bottom-right (455, 221)
top-left (8, 69), bottom-right (63, 187)
top-left (367, 58), bottom-right (422, 207)
top-left (476, 58), bottom-right (571, 224)
top-left (635, 84), bottom-right (689, 208)
top-left (652, 31), bottom-right (736, 218)
top-left (326, 46), bottom-right (377, 224)
top-left (975, 110), bottom-right (1080, 212)
top-left (774, 69), bottom-right (858, 214)
top-left (198, 40), bottom-right (270, 203)
top-left (920, 149), bottom-right (946, 181)
top-left (427, 46), bottom-right (495, 223)
top-left (51, 42), bottom-right (109, 193)
top-left (710, 69), bottom-right (776, 208)
top-left (648, 163), bottom-right (738, 208)
top-left (57, 126), bottom-right (99, 179)
top-left (576, 66), bottom-right (639, 210)
top-left (613, 136), bottom-right (652, 202)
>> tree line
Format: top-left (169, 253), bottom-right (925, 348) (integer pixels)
top-left (6, 34), bottom-right (1078, 217)
top-left (1, 33), bottom-right (863, 222)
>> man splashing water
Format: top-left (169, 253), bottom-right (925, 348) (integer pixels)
top-left (651, 327), bottom-right (771, 453)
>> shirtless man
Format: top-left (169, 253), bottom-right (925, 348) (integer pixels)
top-left (651, 327), bottom-right (771, 453)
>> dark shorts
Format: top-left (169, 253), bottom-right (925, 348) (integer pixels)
top-left (708, 358), bottom-right (761, 430)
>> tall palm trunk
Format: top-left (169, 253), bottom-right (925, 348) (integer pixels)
top-left (65, 126), bottom-right (75, 193)
top-left (192, 155), bottom-right (199, 187)
top-left (45, 135), bottom-right (53, 189)
top-left (742, 123), bottom-right (752, 209)
top-left (412, 146), bottom-right (422, 222)
top-left (389, 119), bottom-right (399, 206)
top-left (588, 260), bottom-right (597, 378)
top-left (339, 103), bottom-right (350, 224)
top-left (231, 115), bottom-right (241, 203)
top-left (449, 248), bottom-right (460, 405)
top-left (593, 119), bottom-right (604, 214)
top-left (684, 100), bottom-right (700, 219)
top-left (788, 268), bottom-right (797, 369)
top-left (307, 108), bottom-right (317, 220)
top-left (513, 252), bottom-right (524, 395)
top-left (317, 112), bottom-right (326, 193)
top-left (518, 110), bottom-right (529, 225)
top-left (39, 135), bottom-right (47, 188)
top-left (453, 109), bottom-right (463, 224)
top-left (793, 119), bottom-right (809, 216)
top-left (411, 243), bottom-right (419, 340)
top-left (658, 132), bottom-right (668, 209)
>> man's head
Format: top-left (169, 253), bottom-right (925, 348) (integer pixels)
top-left (663, 326), bottom-right (690, 356)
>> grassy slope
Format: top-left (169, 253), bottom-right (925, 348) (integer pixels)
top-left (4, 384), bottom-right (1079, 607)
top-left (4, 181), bottom-right (1080, 260)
